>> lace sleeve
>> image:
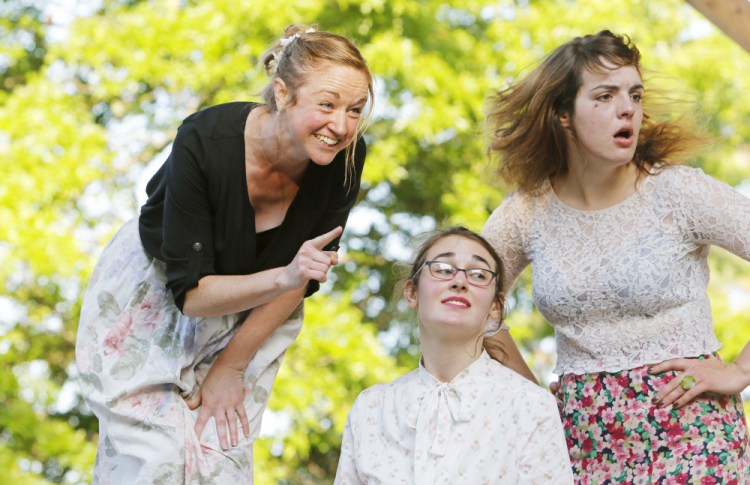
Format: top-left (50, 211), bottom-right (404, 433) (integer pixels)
top-left (482, 192), bottom-right (531, 293)
top-left (674, 166), bottom-right (750, 260)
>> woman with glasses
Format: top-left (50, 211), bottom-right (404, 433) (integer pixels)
top-left (334, 226), bottom-right (573, 484)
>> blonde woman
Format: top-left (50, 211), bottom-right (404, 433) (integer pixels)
top-left (76, 24), bottom-right (373, 483)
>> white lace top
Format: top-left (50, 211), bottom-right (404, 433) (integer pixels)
top-left (334, 351), bottom-right (573, 485)
top-left (483, 165), bottom-right (750, 375)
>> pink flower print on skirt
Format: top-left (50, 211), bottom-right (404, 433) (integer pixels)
top-left (76, 218), bottom-right (303, 483)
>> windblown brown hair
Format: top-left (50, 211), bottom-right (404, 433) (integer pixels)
top-left (486, 30), bottom-right (710, 191)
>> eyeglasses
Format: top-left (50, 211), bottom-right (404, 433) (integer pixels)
top-left (415, 261), bottom-right (497, 287)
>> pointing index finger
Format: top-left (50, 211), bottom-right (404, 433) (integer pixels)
top-left (310, 226), bottom-right (343, 250)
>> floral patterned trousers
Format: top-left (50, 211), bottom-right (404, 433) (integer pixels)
top-left (560, 363), bottom-right (750, 484)
top-left (75, 218), bottom-right (303, 483)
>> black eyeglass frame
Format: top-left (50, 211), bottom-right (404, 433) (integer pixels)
top-left (414, 260), bottom-right (498, 287)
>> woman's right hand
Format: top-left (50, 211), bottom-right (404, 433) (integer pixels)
top-left (187, 360), bottom-right (249, 451)
top-left (280, 226), bottom-right (343, 289)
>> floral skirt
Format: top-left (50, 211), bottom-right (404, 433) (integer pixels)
top-left (559, 362), bottom-right (750, 484)
top-left (75, 218), bottom-right (303, 484)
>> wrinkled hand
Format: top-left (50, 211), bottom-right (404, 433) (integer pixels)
top-left (649, 355), bottom-right (749, 408)
top-left (186, 362), bottom-right (249, 450)
top-left (281, 226), bottom-right (342, 289)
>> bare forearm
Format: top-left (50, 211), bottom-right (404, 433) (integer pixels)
top-left (214, 288), bottom-right (305, 371)
top-left (183, 227), bottom-right (341, 318)
top-left (484, 330), bottom-right (538, 384)
top-left (733, 340), bottom-right (750, 389)
top-left (183, 268), bottom-right (290, 318)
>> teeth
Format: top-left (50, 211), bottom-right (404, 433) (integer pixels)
top-left (445, 299), bottom-right (468, 307)
top-left (315, 134), bottom-right (338, 146)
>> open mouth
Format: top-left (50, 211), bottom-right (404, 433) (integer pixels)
top-left (442, 297), bottom-right (470, 308)
top-left (315, 134), bottom-right (339, 146)
top-left (614, 128), bottom-right (633, 140)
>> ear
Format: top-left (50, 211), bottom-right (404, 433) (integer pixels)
top-left (404, 280), bottom-right (418, 309)
top-left (273, 78), bottom-right (289, 110)
top-left (488, 297), bottom-right (504, 323)
top-left (558, 111), bottom-right (571, 128)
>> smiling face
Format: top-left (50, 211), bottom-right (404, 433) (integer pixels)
top-left (274, 61), bottom-right (369, 166)
top-left (560, 61), bottom-right (644, 172)
top-left (405, 235), bottom-right (501, 343)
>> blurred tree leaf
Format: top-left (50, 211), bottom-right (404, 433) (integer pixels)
top-left (1, 0), bottom-right (749, 483)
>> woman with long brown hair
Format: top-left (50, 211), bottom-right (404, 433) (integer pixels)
top-left (483, 30), bottom-right (750, 482)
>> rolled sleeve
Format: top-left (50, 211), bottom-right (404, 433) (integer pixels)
top-left (140, 123), bottom-right (217, 311)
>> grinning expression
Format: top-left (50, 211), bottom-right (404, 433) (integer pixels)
top-left (275, 61), bottom-right (369, 166)
top-left (561, 61), bottom-right (644, 171)
top-left (406, 235), bottom-right (500, 342)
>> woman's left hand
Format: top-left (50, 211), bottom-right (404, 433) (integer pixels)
top-left (649, 355), bottom-right (748, 408)
top-left (186, 361), bottom-right (250, 450)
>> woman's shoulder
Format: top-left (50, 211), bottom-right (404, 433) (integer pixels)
top-left (485, 184), bottom-right (551, 235)
top-left (647, 164), bottom-right (721, 200)
top-left (485, 359), bottom-right (558, 405)
top-left (650, 163), bottom-right (710, 185)
top-left (179, 102), bottom-right (258, 138)
top-left (352, 370), bottom-right (419, 405)
top-left (494, 181), bottom-right (553, 215)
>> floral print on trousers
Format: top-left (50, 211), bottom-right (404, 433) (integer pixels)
top-left (75, 218), bottom-right (303, 483)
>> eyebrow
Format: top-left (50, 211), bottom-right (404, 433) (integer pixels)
top-left (431, 251), bottom-right (493, 268)
top-left (317, 90), bottom-right (368, 105)
top-left (590, 83), bottom-right (644, 92)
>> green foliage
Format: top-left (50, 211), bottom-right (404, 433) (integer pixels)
top-left (255, 294), bottom-right (406, 482)
top-left (0, 1), bottom-right (47, 92)
top-left (1, 0), bottom-right (749, 482)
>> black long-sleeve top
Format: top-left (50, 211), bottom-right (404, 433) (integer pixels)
top-left (138, 102), bottom-right (366, 312)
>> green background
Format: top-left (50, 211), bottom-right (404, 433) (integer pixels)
top-left (1, 0), bottom-right (749, 482)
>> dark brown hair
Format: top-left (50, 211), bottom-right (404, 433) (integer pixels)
top-left (486, 30), bottom-right (709, 191)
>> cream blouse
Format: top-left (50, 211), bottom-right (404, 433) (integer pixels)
top-left (335, 351), bottom-right (573, 484)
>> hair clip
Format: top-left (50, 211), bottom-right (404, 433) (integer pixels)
top-left (279, 27), bottom-right (316, 47)
top-left (279, 33), bottom-right (300, 47)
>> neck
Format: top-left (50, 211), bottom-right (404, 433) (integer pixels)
top-left (552, 162), bottom-right (638, 211)
top-left (244, 107), bottom-right (307, 183)
top-left (420, 335), bottom-right (484, 383)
